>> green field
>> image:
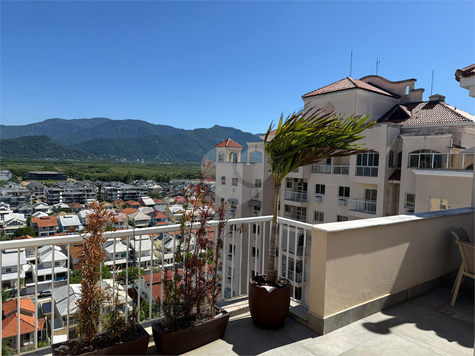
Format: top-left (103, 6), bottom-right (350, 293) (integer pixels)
top-left (0, 159), bottom-right (205, 183)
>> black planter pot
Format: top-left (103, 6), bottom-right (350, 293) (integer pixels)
top-left (152, 306), bottom-right (230, 355)
top-left (51, 324), bottom-right (150, 356)
top-left (249, 275), bottom-right (291, 329)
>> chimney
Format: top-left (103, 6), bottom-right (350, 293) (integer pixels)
top-left (429, 94), bottom-right (445, 102)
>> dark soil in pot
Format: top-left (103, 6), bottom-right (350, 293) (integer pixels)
top-left (152, 306), bottom-right (229, 355)
top-left (51, 324), bottom-right (149, 356)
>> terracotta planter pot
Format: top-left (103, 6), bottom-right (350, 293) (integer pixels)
top-left (152, 307), bottom-right (230, 355)
top-left (51, 324), bottom-right (150, 356)
top-left (249, 275), bottom-right (291, 329)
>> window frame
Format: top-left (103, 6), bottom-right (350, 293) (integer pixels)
top-left (405, 193), bottom-right (415, 208)
top-left (313, 210), bottom-right (324, 222)
top-left (338, 186), bottom-right (350, 198)
top-left (356, 152), bottom-right (379, 177)
top-left (315, 184), bottom-right (325, 195)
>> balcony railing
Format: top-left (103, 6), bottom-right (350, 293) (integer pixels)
top-left (348, 199), bottom-right (376, 214)
top-left (284, 191), bottom-right (308, 202)
top-left (0, 215), bottom-right (312, 354)
top-left (408, 152), bottom-right (474, 170)
top-left (333, 165), bottom-right (350, 175)
top-left (311, 164), bottom-right (331, 174)
top-left (282, 270), bottom-right (303, 283)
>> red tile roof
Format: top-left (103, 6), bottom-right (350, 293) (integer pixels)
top-left (2, 313), bottom-right (45, 339)
top-left (388, 169), bottom-right (401, 182)
top-left (152, 211), bottom-right (168, 219)
top-left (155, 221), bottom-right (170, 226)
top-left (455, 64), bottom-right (475, 82)
top-left (121, 208), bottom-right (138, 216)
top-left (69, 202), bottom-right (84, 209)
top-left (302, 77), bottom-right (398, 98)
top-left (379, 101), bottom-right (475, 126)
top-left (153, 199), bottom-right (165, 204)
top-left (12, 235), bottom-right (34, 240)
top-left (31, 216), bottom-right (58, 227)
top-left (3, 299), bottom-right (36, 316)
top-left (126, 200), bottom-right (140, 206)
top-left (215, 138), bottom-right (243, 148)
top-left (175, 196), bottom-right (186, 204)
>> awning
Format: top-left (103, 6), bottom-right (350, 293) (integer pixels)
top-left (248, 200), bottom-right (261, 208)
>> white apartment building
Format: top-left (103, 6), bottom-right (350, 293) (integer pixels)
top-left (215, 74), bottom-right (474, 298)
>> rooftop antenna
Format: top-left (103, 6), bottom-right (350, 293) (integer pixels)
top-left (376, 57), bottom-right (380, 75)
top-left (349, 50), bottom-right (353, 77)
top-left (431, 70), bottom-right (435, 95)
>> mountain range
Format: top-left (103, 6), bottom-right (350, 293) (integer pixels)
top-left (0, 118), bottom-right (261, 162)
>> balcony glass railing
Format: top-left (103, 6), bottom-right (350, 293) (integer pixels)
top-left (333, 165), bottom-right (350, 175)
top-left (311, 164), bottom-right (331, 174)
top-left (284, 191), bottom-right (308, 202)
top-left (348, 199), bottom-right (376, 214)
top-left (408, 153), bottom-right (474, 170)
top-left (0, 215), bottom-right (312, 354)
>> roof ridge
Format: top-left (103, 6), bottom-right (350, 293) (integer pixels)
top-left (440, 102), bottom-right (475, 122)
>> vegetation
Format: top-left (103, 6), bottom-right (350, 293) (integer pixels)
top-left (2, 159), bottom-right (202, 182)
top-left (70, 264), bottom-right (111, 283)
top-left (264, 108), bottom-right (372, 284)
top-left (160, 160), bottom-right (227, 332)
top-left (118, 266), bottom-right (144, 282)
top-left (13, 226), bottom-right (35, 238)
top-left (76, 202), bottom-right (116, 342)
top-left (2, 288), bottom-right (9, 302)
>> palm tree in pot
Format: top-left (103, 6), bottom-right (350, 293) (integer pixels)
top-left (249, 107), bottom-right (373, 329)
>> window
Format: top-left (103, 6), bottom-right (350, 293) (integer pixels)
top-left (314, 211), bottom-right (324, 222)
top-left (254, 179), bottom-right (262, 188)
top-left (221, 176), bottom-right (226, 185)
top-left (284, 205), bottom-right (291, 213)
top-left (252, 247), bottom-right (260, 258)
top-left (315, 184), bottom-right (325, 195)
top-left (228, 244), bottom-right (235, 255)
top-left (220, 198), bottom-right (225, 204)
top-left (430, 198), bottom-right (450, 212)
top-left (218, 152), bottom-right (224, 162)
top-left (397, 152), bottom-right (402, 168)
top-left (286, 179), bottom-right (292, 189)
top-left (6, 267), bottom-right (12, 273)
top-left (228, 199), bottom-right (238, 209)
top-left (55, 261), bottom-right (61, 267)
top-left (356, 152), bottom-right (379, 177)
top-left (251, 270), bottom-right (256, 277)
top-left (252, 224), bottom-right (260, 234)
top-left (338, 186), bottom-right (350, 198)
top-left (337, 215), bottom-right (349, 222)
top-left (232, 178), bottom-right (238, 186)
top-left (405, 193), bottom-right (415, 208)
top-left (364, 189), bottom-right (377, 213)
top-left (296, 207), bottom-right (306, 222)
top-left (408, 150), bottom-right (440, 168)
top-left (388, 151), bottom-right (394, 167)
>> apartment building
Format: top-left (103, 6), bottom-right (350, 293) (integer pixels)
top-left (100, 182), bottom-right (148, 202)
top-left (46, 182), bottom-right (98, 204)
top-left (215, 74), bottom-right (474, 298)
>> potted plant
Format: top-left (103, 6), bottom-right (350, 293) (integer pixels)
top-left (249, 108), bottom-right (372, 329)
top-left (152, 160), bottom-right (230, 355)
top-left (51, 201), bottom-right (150, 355)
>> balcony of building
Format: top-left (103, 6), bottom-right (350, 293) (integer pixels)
top-left (348, 199), bottom-right (377, 215)
top-left (409, 152), bottom-right (474, 170)
top-left (1, 208), bottom-right (473, 356)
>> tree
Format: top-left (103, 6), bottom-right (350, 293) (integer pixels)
top-left (264, 108), bottom-right (372, 284)
top-left (71, 264), bottom-right (111, 284)
top-left (2, 288), bottom-right (9, 302)
top-left (118, 266), bottom-right (144, 282)
top-left (13, 226), bottom-right (35, 238)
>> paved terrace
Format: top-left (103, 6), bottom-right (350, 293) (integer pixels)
top-left (145, 287), bottom-right (473, 356)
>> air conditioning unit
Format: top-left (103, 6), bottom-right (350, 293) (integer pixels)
top-left (252, 188), bottom-right (260, 197)
top-left (314, 195), bottom-right (323, 203)
top-left (337, 199), bottom-right (347, 206)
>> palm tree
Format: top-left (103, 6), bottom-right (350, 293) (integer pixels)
top-left (264, 107), bottom-right (373, 284)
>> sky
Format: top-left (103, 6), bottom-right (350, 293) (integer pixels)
top-left (1, 1), bottom-right (474, 134)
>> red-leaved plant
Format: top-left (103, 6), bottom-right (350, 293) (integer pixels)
top-left (160, 160), bottom-right (227, 332)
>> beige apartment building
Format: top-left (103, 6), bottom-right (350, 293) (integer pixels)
top-left (217, 74), bottom-right (474, 223)
top-left (215, 74), bottom-right (474, 299)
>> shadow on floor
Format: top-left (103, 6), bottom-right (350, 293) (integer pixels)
top-left (362, 287), bottom-right (474, 349)
top-left (222, 313), bottom-right (320, 355)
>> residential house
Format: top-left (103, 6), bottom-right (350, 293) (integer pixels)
top-left (0, 203), bottom-right (14, 224)
top-left (1, 299), bottom-right (47, 351)
top-left (32, 203), bottom-right (52, 215)
top-left (33, 245), bottom-right (69, 284)
top-left (128, 211), bottom-right (151, 228)
top-left (129, 235), bottom-right (154, 268)
top-left (77, 209), bottom-right (92, 225)
top-left (103, 239), bottom-right (133, 270)
top-left (0, 170), bottom-right (13, 181)
top-left (58, 215), bottom-right (84, 233)
top-left (68, 202), bottom-right (84, 213)
top-left (26, 181), bottom-right (47, 195)
top-left (138, 206), bottom-right (154, 216)
top-left (1, 248), bottom-right (27, 289)
top-left (139, 196), bottom-right (155, 207)
top-left (30, 216), bottom-right (59, 237)
top-left (2, 214), bottom-right (27, 238)
top-left (109, 212), bottom-right (128, 230)
top-left (31, 211), bottom-right (48, 218)
top-left (135, 270), bottom-right (182, 305)
top-left (52, 203), bottom-right (70, 212)
top-left (125, 200), bottom-right (141, 209)
top-left (149, 210), bottom-right (168, 226)
top-left (0, 183), bottom-right (31, 210)
top-left (17, 204), bottom-right (33, 217)
top-left (153, 199), bottom-right (165, 210)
